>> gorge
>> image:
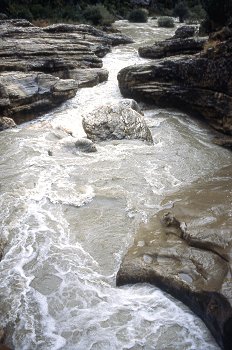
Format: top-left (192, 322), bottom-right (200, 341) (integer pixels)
top-left (0, 17), bottom-right (231, 350)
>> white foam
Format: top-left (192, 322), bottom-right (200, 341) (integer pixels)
top-left (0, 18), bottom-right (228, 350)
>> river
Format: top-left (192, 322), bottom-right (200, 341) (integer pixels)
top-left (0, 18), bottom-right (231, 350)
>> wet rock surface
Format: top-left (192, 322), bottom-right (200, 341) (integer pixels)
top-left (213, 135), bottom-right (232, 149)
top-left (173, 25), bottom-right (198, 39)
top-left (75, 138), bottom-right (97, 153)
top-left (0, 19), bottom-right (132, 126)
top-left (0, 239), bottom-right (5, 261)
top-left (0, 117), bottom-right (16, 131)
top-left (138, 37), bottom-right (206, 59)
top-left (138, 25), bottom-right (206, 59)
top-left (82, 99), bottom-right (153, 143)
top-left (117, 168), bottom-right (232, 350)
top-left (118, 37), bottom-right (232, 137)
top-left (0, 72), bottom-right (78, 123)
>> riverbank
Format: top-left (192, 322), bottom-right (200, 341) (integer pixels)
top-left (0, 19), bottom-right (132, 128)
top-left (116, 22), bottom-right (232, 349)
top-left (0, 18), bottom-right (231, 350)
top-left (118, 25), bottom-right (232, 148)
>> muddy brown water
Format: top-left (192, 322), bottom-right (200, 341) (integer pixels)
top-left (0, 19), bottom-right (231, 349)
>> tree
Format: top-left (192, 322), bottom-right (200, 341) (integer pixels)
top-left (201, 0), bottom-right (232, 29)
top-left (173, 1), bottom-right (190, 22)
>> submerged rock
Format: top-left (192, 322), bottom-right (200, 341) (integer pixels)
top-left (75, 138), bottom-right (97, 152)
top-left (57, 135), bottom-right (97, 153)
top-left (82, 99), bottom-right (153, 143)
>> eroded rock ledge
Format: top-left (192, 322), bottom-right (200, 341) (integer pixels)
top-left (139, 25), bottom-right (207, 59)
top-left (118, 30), bottom-right (232, 147)
top-left (117, 172), bottom-right (232, 350)
top-left (0, 19), bottom-right (133, 125)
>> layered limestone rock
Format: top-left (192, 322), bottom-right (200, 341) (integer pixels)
top-left (117, 172), bottom-right (232, 350)
top-left (0, 72), bottom-right (78, 123)
top-left (0, 19), bottom-right (133, 125)
top-left (138, 37), bottom-right (206, 59)
top-left (0, 20), bottom-right (132, 76)
top-left (82, 99), bottom-right (153, 143)
top-left (118, 38), bottom-right (232, 140)
top-left (138, 25), bottom-right (206, 59)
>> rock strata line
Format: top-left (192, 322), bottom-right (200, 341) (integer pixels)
top-left (0, 19), bottom-right (133, 126)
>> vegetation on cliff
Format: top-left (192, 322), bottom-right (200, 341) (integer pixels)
top-left (201, 0), bottom-right (232, 32)
top-left (0, 0), bottom-right (226, 28)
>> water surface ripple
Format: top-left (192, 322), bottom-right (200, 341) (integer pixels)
top-left (0, 19), bottom-right (231, 350)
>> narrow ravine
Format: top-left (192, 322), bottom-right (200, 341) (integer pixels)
top-left (0, 19), bottom-right (231, 349)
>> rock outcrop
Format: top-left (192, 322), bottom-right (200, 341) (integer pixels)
top-left (138, 25), bottom-right (206, 59)
top-left (117, 212), bottom-right (232, 349)
top-left (138, 37), bottom-right (206, 59)
top-left (0, 72), bottom-right (78, 123)
top-left (117, 173), bottom-right (232, 350)
top-left (0, 19), bottom-right (133, 126)
top-left (75, 138), bottom-right (97, 152)
top-left (82, 99), bottom-right (153, 143)
top-left (173, 25), bottom-right (198, 39)
top-left (118, 37), bottom-right (232, 140)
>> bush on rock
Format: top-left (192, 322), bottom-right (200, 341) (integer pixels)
top-left (83, 4), bottom-right (114, 26)
top-left (158, 16), bottom-right (175, 28)
top-left (128, 8), bottom-right (148, 23)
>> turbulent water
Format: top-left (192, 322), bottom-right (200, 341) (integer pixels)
top-left (0, 19), bottom-right (231, 350)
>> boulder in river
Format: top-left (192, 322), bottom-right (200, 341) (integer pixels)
top-left (75, 138), bottom-right (97, 152)
top-left (173, 25), bottom-right (198, 39)
top-left (82, 99), bottom-right (153, 143)
top-left (56, 135), bottom-right (97, 153)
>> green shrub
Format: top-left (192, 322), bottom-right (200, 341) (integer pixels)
top-left (157, 16), bottom-right (175, 28)
top-left (30, 4), bottom-right (50, 20)
top-left (128, 8), bottom-right (148, 23)
top-left (190, 4), bottom-right (206, 20)
top-left (8, 3), bottom-right (33, 21)
top-left (83, 4), bottom-right (114, 26)
top-left (201, 0), bottom-right (232, 28)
